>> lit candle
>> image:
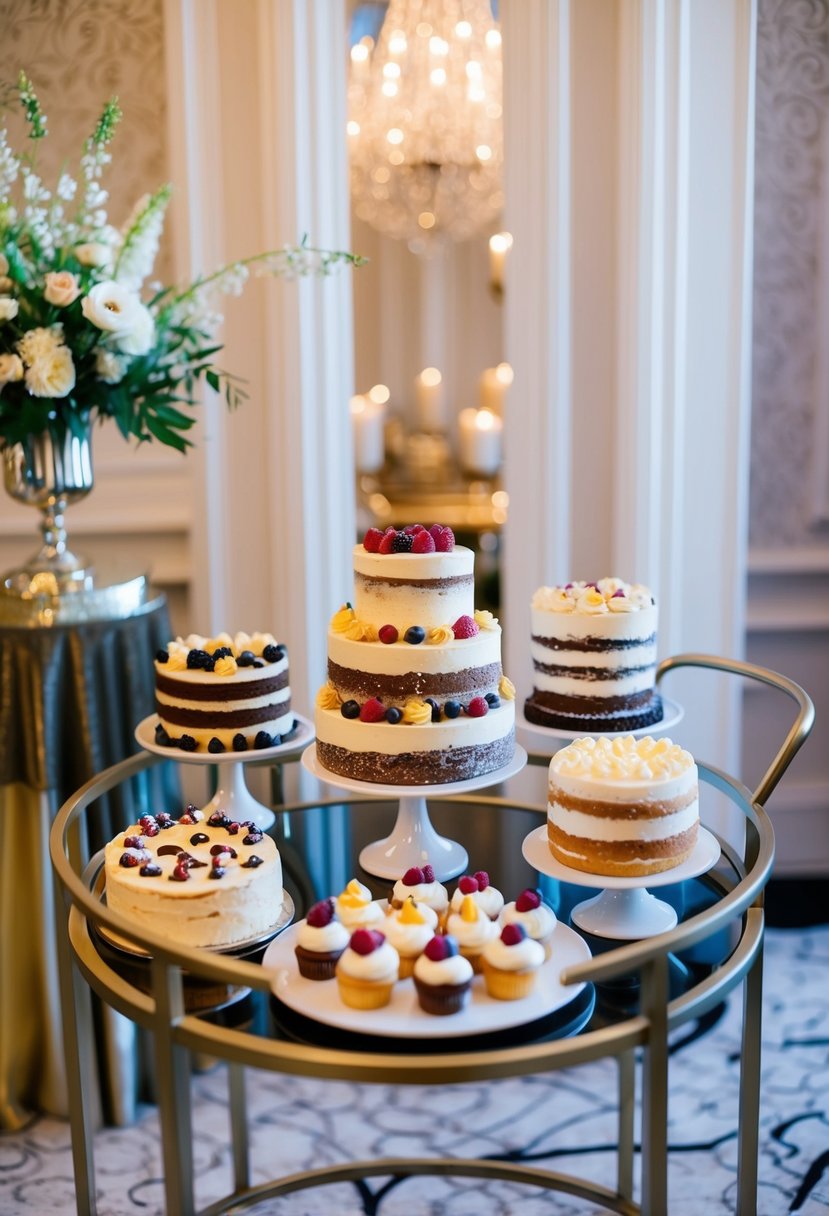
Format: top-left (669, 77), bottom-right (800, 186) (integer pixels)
top-left (458, 407), bottom-right (503, 476)
top-left (488, 231), bottom-right (513, 292)
top-left (479, 363), bottom-right (513, 416)
top-left (350, 393), bottom-right (386, 474)
top-left (414, 367), bottom-right (445, 432)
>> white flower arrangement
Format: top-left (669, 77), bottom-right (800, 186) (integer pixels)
top-left (0, 74), bottom-right (364, 451)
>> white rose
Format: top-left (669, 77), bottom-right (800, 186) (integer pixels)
top-left (44, 270), bottom-right (81, 308)
top-left (0, 297), bottom-right (19, 322)
top-left (74, 242), bottom-right (112, 269)
top-left (81, 280), bottom-right (141, 334)
top-left (24, 346), bottom-right (76, 398)
top-left (115, 302), bottom-right (155, 355)
top-left (17, 325), bottom-right (64, 364)
top-left (95, 349), bottom-right (128, 384)
top-left (0, 353), bottom-right (24, 384)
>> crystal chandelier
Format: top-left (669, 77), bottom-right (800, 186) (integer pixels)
top-left (347, 0), bottom-right (503, 248)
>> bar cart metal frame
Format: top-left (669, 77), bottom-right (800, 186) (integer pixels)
top-left (50, 655), bottom-right (814, 1216)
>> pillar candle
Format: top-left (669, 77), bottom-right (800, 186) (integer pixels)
top-left (414, 367), bottom-right (445, 432)
top-left (350, 394), bottom-right (385, 473)
top-left (458, 407), bottom-right (503, 476)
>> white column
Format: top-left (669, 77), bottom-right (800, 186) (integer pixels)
top-left (500, 0), bottom-right (572, 691)
top-left (163, 0), bottom-right (356, 711)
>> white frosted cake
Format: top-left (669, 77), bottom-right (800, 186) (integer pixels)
top-left (153, 631), bottom-right (292, 753)
top-left (547, 735), bottom-right (699, 876)
top-left (524, 578), bottom-right (663, 732)
top-left (314, 524), bottom-right (516, 784)
top-left (104, 808), bottom-right (283, 948)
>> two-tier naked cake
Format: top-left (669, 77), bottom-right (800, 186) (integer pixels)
top-left (314, 524), bottom-right (516, 784)
top-left (524, 578), bottom-right (663, 733)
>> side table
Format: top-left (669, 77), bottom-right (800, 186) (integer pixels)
top-left (0, 588), bottom-right (176, 1130)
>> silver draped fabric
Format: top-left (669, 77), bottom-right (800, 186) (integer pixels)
top-left (0, 598), bottom-right (178, 1130)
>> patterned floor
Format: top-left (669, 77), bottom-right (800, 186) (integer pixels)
top-left (1, 926), bottom-right (828, 1216)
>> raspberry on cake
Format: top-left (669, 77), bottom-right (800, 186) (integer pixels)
top-left (547, 734), bottom-right (700, 877)
top-left (524, 579), bottom-right (663, 732)
top-left (314, 526), bottom-right (516, 785)
top-left (154, 631), bottom-right (292, 752)
top-left (103, 810), bottom-right (283, 948)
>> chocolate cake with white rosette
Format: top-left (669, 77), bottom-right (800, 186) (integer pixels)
top-left (314, 524), bottom-right (516, 784)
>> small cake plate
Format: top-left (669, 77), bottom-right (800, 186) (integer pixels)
top-left (134, 712), bottom-right (314, 832)
top-left (264, 917), bottom-right (590, 1041)
top-left (517, 696), bottom-right (684, 755)
top-left (302, 744), bottom-right (528, 882)
top-left (522, 824), bottom-right (721, 939)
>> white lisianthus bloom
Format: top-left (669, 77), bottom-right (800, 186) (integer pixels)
top-left (114, 301), bottom-right (155, 355)
top-left (44, 270), bottom-right (81, 307)
top-left (0, 353), bottom-right (24, 384)
top-left (95, 349), bottom-right (128, 384)
top-left (25, 346), bottom-right (76, 398)
top-left (74, 241), bottom-right (112, 269)
top-left (81, 280), bottom-right (141, 334)
top-left (17, 325), bottom-right (65, 364)
top-left (0, 296), bottom-right (19, 322)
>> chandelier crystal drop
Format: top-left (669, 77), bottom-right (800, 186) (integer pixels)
top-left (348, 0), bottom-right (503, 249)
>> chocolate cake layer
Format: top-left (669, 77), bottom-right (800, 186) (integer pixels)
top-left (327, 659), bottom-right (501, 701)
top-left (156, 670), bottom-right (288, 700)
top-left (531, 633), bottom-right (657, 653)
top-left (316, 732), bottom-right (514, 786)
top-left (547, 785), bottom-right (697, 819)
top-left (356, 572), bottom-right (473, 591)
top-left (524, 694), bottom-right (663, 734)
top-left (526, 688), bottom-right (659, 714)
top-left (155, 698), bottom-right (292, 728)
top-left (532, 659), bottom-right (655, 680)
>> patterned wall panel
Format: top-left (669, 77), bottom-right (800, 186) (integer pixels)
top-left (751, 0), bottom-right (829, 546)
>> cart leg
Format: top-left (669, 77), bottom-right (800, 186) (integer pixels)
top-left (617, 1047), bottom-right (636, 1203)
top-left (640, 955), bottom-right (669, 1215)
top-left (151, 961), bottom-right (195, 1216)
top-left (737, 932), bottom-right (764, 1215)
top-left (229, 1061), bottom-right (250, 1192)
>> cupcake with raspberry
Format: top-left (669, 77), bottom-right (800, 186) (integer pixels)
top-left (445, 893), bottom-right (498, 973)
top-left (293, 898), bottom-right (350, 981)
top-left (499, 888), bottom-right (557, 959)
top-left (481, 923), bottom-right (545, 1000)
top-left (335, 928), bottom-right (399, 1009)
top-left (385, 895), bottom-right (439, 932)
top-left (413, 934), bottom-right (474, 1016)
top-left (381, 896), bottom-right (435, 979)
top-left (335, 877), bottom-right (385, 929)
top-left (449, 870), bottom-right (504, 921)
top-left (389, 865), bottom-right (449, 925)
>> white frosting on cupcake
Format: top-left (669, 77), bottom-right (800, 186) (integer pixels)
top-left (499, 900), bottom-right (557, 942)
top-left (337, 938), bottom-right (399, 980)
top-left (296, 918), bottom-right (350, 953)
top-left (413, 951), bottom-right (473, 987)
top-left (483, 934), bottom-right (545, 972)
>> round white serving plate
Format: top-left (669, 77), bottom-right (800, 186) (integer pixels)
top-left (263, 917), bottom-right (590, 1041)
top-left (522, 825), bottom-right (721, 939)
top-left (517, 696), bottom-right (684, 753)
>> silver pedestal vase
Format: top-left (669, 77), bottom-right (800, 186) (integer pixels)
top-left (2, 421), bottom-right (94, 597)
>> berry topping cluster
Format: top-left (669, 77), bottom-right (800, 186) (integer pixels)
top-left (338, 690), bottom-right (500, 724)
top-left (515, 888), bottom-right (542, 913)
top-left (307, 898), bottom-right (336, 928)
top-left (424, 934), bottom-right (459, 961)
top-left (154, 720), bottom-right (297, 754)
top-left (349, 928), bottom-right (386, 955)
top-left (500, 923), bottom-right (527, 946)
top-left (116, 810), bottom-right (267, 880)
top-left (157, 640), bottom-right (287, 672)
top-left (402, 865), bottom-right (436, 886)
top-left (458, 871), bottom-right (491, 895)
top-left (363, 523), bottom-right (455, 554)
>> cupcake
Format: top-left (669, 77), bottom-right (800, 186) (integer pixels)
top-left (413, 934), bottom-right (474, 1016)
top-left (481, 923), bottom-right (545, 1001)
top-left (386, 896), bottom-right (439, 932)
top-left (445, 893), bottom-right (498, 973)
top-left (499, 888), bottom-right (557, 959)
top-left (335, 928), bottom-right (399, 1009)
top-left (449, 870), bottom-right (504, 921)
top-left (294, 897), bottom-right (350, 980)
top-left (389, 865), bottom-right (449, 925)
top-left (382, 896), bottom-right (436, 979)
top-left (335, 878), bottom-right (385, 929)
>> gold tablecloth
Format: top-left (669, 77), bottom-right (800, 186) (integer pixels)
top-left (0, 598), bottom-right (177, 1130)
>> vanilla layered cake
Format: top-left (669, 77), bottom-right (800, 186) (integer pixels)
top-left (524, 578), bottom-right (663, 732)
top-left (104, 808), bottom-right (283, 948)
top-left (314, 524), bottom-right (516, 784)
top-left (547, 735), bottom-right (699, 877)
top-left (154, 631), bottom-right (292, 753)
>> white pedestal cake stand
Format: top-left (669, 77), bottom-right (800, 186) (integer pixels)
top-left (522, 823), bottom-right (721, 939)
top-left (302, 743), bottom-right (528, 881)
top-left (517, 696), bottom-right (684, 757)
top-left (134, 712), bottom-right (315, 833)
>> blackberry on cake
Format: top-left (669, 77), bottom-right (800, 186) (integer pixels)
top-left (547, 734), bottom-right (700, 877)
top-left (314, 525), bottom-right (516, 785)
top-left (524, 578), bottom-right (663, 732)
top-left (154, 630), bottom-right (291, 752)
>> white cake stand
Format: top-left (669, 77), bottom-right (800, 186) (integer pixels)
top-left (522, 823), bottom-right (721, 939)
top-left (134, 712), bottom-right (315, 832)
top-left (302, 743), bottom-right (528, 881)
top-left (517, 695), bottom-right (684, 756)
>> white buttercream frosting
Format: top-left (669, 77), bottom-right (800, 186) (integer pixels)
top-left (413, 950), bottom-right (474, 986)
top-left (500, 900), bottom-right (557, 940)
top-left (391, 877), bottom-right (448, 913)
top-left (483, 934), bottom-right (545, 972)
top-left (550, 735), bottom-right (694, 786)
top-left (531, 580), bottom-right (654, 614)
top-left (296, 917), bottom-right (350, 953)
top-left (449, 883), bottom-right (504, 919)
top-left (337, 938), bottom-right (399, 980)
top-left (446, 899), bottom-right (499, 949)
